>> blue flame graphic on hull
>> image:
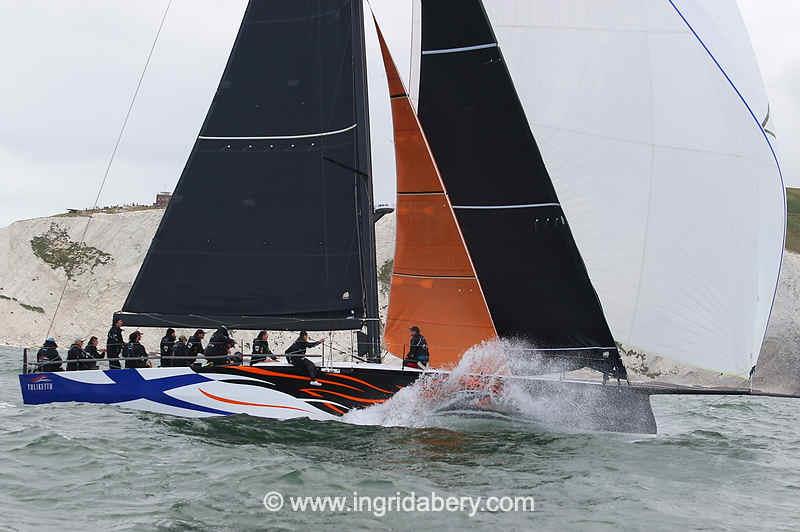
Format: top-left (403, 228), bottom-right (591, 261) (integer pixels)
top-left (19, 370), bottom-right (233, 415)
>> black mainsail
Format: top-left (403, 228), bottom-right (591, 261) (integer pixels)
top-left (418, 0), bottom-right (625, 376)
top-left (118, 0), bottom-right (379, 339)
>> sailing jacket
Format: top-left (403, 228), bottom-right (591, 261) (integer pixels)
top-left (106, 325), bottom-right (124, 368)
top-left (123, 341), bottom-right (148, 369)
top-left (66, 344), bottom-right (96, 371)
top-left (251, 338), bottom-right (274, 364)
top-left (160, 335), bottom-right (176, 357)
top-left (285, 339), bottom-right (322, 360)
top-left (187, 335), bottom-right (205, 358)
top-left (36, 340), bottom-right (63, 372)
top-left (407, 334), bottom-right (430, 364)
top-left (84, 344), bottom-right (101, 370)
top-left (172, 340), bottom-right (192, 367)
top-left (205, 340), bottom-right (231, 366)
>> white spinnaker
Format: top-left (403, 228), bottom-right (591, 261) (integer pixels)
top-left (364, 0), bottom-right (397, 207)
top-left (483, 0), bottom-right (785, 377)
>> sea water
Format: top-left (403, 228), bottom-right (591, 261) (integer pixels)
top-left (1, 345), bottom-right (799, 530)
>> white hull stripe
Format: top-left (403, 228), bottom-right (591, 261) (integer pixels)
top-left (199, 123), bottom-right (357, 141)
top-left (452, 203), bottom-right (560, 210)
top-left (422, 43), bottom-right (497, 55)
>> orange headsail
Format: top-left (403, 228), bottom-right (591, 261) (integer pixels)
top-left (376, 29), bottom-right (496, 367)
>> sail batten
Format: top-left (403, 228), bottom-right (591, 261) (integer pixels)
top-left (197, 123), bottom-right (358, 141)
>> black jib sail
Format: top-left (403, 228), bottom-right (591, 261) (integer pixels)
top-left (118, 0), bottom-right (378, 333)
top-left (418, 0), bottom-right (625, 376)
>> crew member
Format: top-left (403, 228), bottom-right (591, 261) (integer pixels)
top-left (106, 318), bottom-right (124, 369)
top-left (172, 335), bottom-right (190, 366)
top-left (285, 331), bottom-right (323, 386)
top-left (251, 330), bottom-right (275, 364)
top-left (84, 336), bottom-right (102, 370)
top-left (186, 329), bottom-right (206, 365)
top-left (205, 328), bottom-right (236, 366)
top-left (160, 328), bottom-right (177, 367)
top-left (66, 338), bottom-right (94, 371)
top-left (36, 337), bottom-right (63, 372)
top-left (123, 331), bottom-right (150, 369)
top-left (404, 326), bottom-right (429, 369)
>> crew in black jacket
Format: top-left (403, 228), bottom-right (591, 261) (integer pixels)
top-left (36, 337), bottom-right (62, 372)
top-left (172, 335), bottom-right (190, 366)
top-left (123, 331), bottom-right (149, 369)
top-left (285, 331), bottom-right (323, 386)
top-left (106, 318), bottom-right (124, 369)
top-left (205, 328), bottom-right (236, 366)
top-left (84, 336), bottom-right (102, 370)
top-left (251, 330), bottom-right (275, 365)
top-left (159, 328), bottom-right (177, 367)
top-left (66, 338), bottom-right (95, 371)
top-left (187, 329), bottom-right (205, 365)
top-left (404, 326), bottom-right (430, 368)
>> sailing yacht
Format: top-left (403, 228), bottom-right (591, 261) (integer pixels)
top-left (18, 0), bottom-right (789, 434)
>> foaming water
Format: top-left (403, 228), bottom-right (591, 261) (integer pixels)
top-left (2, 346), bottom-right (800, 530)
top-left (344, 340), bottom-right (620, 432)
top-left (344, 340), bottom-right (521, 428)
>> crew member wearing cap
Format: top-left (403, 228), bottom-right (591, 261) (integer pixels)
top-left (123, 330), bottom-right (150, 369)
top-left (66, 337), bottom-right (94, 371)
top-left (36, 337), bottom-right (63, 372)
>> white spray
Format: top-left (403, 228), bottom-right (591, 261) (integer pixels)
top-left (342, 339), bottom-right (574, 428)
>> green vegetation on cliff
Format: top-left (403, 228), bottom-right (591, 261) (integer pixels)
top-left (0, 294), bottom-right (44, 314)
top-left (30, 222), bottom-right (112, 280)
top-left (378, 259), bottom-right (393, 295)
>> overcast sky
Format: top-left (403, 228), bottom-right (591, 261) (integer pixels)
top-left (0, 0), bottom-right (797, 228)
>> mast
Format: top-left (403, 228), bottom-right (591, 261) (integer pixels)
top-left (351, 0), bottom-right (380, 361)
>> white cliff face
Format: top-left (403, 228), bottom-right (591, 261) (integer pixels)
top-left (753, 252), bottom-right (800, 395)
top-left (0, 209), bottom-right (396, 357)
top-left (0, 210), bottom-right (161, 348)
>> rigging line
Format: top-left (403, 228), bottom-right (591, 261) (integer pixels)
top-left (46, 0), bottom-right (173, 338)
